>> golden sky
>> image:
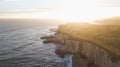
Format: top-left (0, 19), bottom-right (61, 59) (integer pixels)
top-left (0, 0), bottom-right (120, 22)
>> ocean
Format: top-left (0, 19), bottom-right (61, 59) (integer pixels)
top-left (0, 20), bottom-right (72, 67)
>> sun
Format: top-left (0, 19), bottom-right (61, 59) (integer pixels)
top-left (0, 0), bottom-right (120, 23)
top-left (62, 0), bottom-right (117, 22)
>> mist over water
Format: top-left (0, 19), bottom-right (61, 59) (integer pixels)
top-left (0, 21), bottom-right (70, 67)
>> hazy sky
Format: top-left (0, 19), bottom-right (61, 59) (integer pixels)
top-left (0, 0), bottom-right (63, 11)
top-left (0, 0), bottom-right (120, 21)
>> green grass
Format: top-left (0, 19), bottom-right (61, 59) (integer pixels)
top-left (58, 23), bottom-right (120, 61)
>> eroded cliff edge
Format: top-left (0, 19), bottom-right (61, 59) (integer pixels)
top-left (42, 23), bottom-right (120, 67)
top-left (54, 32), bottom-right (120, 67)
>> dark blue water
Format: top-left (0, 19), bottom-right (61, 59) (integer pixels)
top-left (0, 21), bottom-right (69, 67)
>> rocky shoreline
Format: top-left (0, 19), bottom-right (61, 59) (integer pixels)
top-left (41, 30), bottom-right (97, 67)
top-left (41, 25), bottom-right (120, 67)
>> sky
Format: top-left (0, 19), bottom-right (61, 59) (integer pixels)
top-left (0, 0), bottom-right (120, 21)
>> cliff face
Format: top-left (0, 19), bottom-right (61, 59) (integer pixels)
top-left (54, 32), bottom-right (120, 67)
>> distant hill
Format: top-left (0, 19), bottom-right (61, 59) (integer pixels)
top-left (94, 17), bottom-right (120, 25)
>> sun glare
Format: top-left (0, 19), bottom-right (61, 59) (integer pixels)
top-left (0, 0), bottom-right (120, 23)
top-left (62, 0), bottom-right (120, 22)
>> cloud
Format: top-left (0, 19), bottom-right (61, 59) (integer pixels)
top-left (0, 8), bottom-right (61, 14)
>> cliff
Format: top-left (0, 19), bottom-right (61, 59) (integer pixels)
top-left (54, 32), bottom-right (120, 67)
top-left (42, 23), bottom-right (120, 67)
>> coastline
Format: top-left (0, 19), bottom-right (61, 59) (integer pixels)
top-left (41, 23), bottom-right (120, 67)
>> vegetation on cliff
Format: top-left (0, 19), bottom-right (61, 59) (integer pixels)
top-left (94, 16), bottom-right (120, 25)
top-left (57, 20), bottom-right (120, 60)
